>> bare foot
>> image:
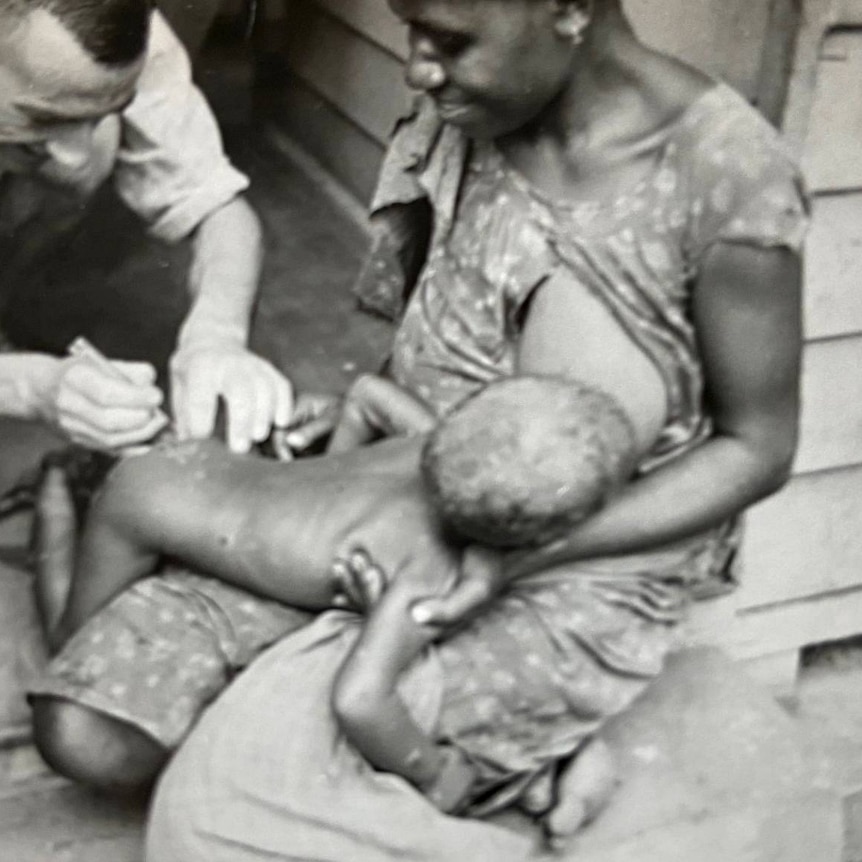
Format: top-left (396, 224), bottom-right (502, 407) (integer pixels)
top-left (32, 466), bottom-right (78, 651)
top-left (544, 738), bottom-right (618, 851)
top-left (519, 766), bottom-right (555, 816)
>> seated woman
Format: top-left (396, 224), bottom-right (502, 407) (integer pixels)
top-left (39, 374), bottom-right (639, 817)
top-left (36, 0), bottom-right (806, 856)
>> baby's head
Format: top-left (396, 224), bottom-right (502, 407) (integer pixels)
top-left (421, 376), bottom-right (637, 548)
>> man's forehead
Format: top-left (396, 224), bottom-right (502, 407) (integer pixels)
top-left (1, 8), bottom-right (143, 108)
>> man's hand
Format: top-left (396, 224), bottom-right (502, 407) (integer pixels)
top-left (170, 342), bottom-right (293, 453)
top-left (37, 355), bottom-right (167, 450)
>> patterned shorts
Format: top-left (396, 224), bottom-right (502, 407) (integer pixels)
top-left (28, 566), bottom-right (311, 748)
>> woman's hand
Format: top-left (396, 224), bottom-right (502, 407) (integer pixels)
top-left (410, 544), bottom-right (507, 630)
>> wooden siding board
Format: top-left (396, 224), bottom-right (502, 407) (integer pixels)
top-left (804, 194), bottom-right (862, 341)
top-left (625, 0), bottom-right (772, 98)
top-left (802, 29), bottom-right (862, 192)
top-left (311, 0), bottom-right (408, 59)
top-left (263, 71), bottom-right (385, 204)
top-left (796, 335), bottom-right (862, 474)
top-left (686, 583), bottom-right (862, 659)
top-left (734, 465), bottom-right (862, 608)
top-left (284, 0), bottom-right (410, 145)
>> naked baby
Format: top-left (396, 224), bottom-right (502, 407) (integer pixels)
top-left (37, 373), bottom-right (637, 819)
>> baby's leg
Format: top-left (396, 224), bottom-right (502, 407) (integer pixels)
top-left (51, 453), bottom-right (178, 650)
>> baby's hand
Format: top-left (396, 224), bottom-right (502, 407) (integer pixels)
top-left (273, 392), bottom-right (342, 457)
top-left (331, 547), bottom-right (388, 612)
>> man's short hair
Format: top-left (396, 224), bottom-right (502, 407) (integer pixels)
top-left (1, 0), bottom-right (152, 65)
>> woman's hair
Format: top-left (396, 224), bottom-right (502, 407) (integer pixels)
top-left (1, 0), bottom-right (152, 65)
top-left (421, 376), bottom-right (637, 547)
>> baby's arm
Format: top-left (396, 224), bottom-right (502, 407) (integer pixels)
top-left (332, 564), bottom-right (478, 813)
top-left (327, 375), bottom-right (435, 453)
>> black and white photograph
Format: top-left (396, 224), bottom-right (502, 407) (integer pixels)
top-left (0, 1), bottom-right (859, 859)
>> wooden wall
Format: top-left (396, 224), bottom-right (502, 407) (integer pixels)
top-left (715, 9), bottom-right (862, 678)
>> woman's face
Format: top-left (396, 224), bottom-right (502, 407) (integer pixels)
top-left (389, 0), bottom-right (577, 138)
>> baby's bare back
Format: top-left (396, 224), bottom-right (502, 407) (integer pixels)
top-left (115, 435), bottom-right (454, 610)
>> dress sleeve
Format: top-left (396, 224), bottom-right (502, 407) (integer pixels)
top-left (355, 99), bottom-right (467, 319)
top-left (113, 12), bottom-right (249, 243)
top-left (684, 101), bottom-right (810, 268)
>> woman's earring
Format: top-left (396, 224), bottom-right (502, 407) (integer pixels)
top-left (558, 1), bottom-right (593, 46)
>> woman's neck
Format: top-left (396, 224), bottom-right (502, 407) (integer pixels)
top-left (496, 14), bottom-right (714, 200)
top-left (513, 18), bottom-right (711, 164)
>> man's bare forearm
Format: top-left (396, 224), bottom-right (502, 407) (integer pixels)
top-left (178, 196), bottom-right (263, 348)
top-left (0, 353), bottom-right (58, 420)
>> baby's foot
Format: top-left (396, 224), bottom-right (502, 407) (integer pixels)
top-left (424, 745), bottom-right (476, 815)
top-left (544, 738), bottom-right (618, 851)
top-left (519, 767), bottom-right (555, 816)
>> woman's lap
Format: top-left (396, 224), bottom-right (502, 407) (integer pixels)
top-left (146, 611), bottom-right (535, 862)
top-left (145, 569), bottom-right (682, 861)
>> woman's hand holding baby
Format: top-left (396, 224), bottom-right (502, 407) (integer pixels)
top-left (410, 545), bottom-right (506, 630)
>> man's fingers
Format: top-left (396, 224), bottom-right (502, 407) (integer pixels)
top-left (64, 361), bottom-right (162, 409)
top-left (271, 371), bottom-right (294, 430)
top-left (63, 409), bottom-right (168, 451)
top-left (223, 383), bottom-right (257, 452)
top-left (246, 376), bottom-right (275, 445)
top-left (177, 381), bottom-right (219, 441)
top-left (109, 360), bottom-right (158, 386)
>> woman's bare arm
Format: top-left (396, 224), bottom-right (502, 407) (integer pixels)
top-left (507, 242), bottom-right (801, 573)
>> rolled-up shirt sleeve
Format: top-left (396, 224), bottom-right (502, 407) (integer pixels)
top-left (114, 12), bottom-right (249, 243)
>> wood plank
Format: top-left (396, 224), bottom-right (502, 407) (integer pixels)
top-left (284, 0), bottom-right (411, 145)
top-left (804, 194), bottom-right (862, 341)
top-left (312, 0), bottom-right (408, 59)
top-left (782, 0), bottom-right (862, 154)
top-left (753, 0), bottom-right (803, 125)
top-left (262, 69), bottom-right (385, 204)
top-left (709, 587), bottom-right (862, 659)
top-left (802, 29), bottom-right (862, 192)
top-left (795, 335), bottom-right (862, 474)
top-left (685, 582), bottom-right (862, 659)
top-left (742, 649), bottom-right (800, 696)
top-left (625, 0), bottom-right (772, 98)
top-left (730, 465), bottom-right (862, 608)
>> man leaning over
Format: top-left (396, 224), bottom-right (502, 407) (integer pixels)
top-left (0, 0), bottom-right (292, 454)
